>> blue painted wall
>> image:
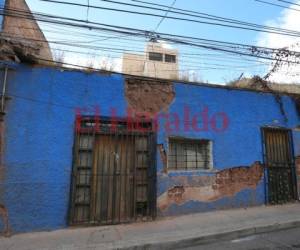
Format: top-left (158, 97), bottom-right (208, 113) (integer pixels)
top-left (0, 64), bottom-right (299, 233)
top-left (0, 0), bottom-right (5, 31)
top-left (156, 83), bottom-right (299, 215)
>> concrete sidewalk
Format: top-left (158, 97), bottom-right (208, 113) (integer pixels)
top-left (1, 204), bottom-right (300, 250)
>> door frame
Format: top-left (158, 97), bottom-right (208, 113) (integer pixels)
top-left (68, 115), bottom-right (157, 226)
top-left (261, 127), bottom-right (298, 205)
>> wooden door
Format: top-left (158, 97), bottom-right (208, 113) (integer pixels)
top-left (91, 135), bottom-right (135, 224)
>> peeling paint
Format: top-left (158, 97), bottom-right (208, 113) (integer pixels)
top-left (296, 156), bottom-right (300, 176)
top-left (158, 162), bottom-right (263, 211)
top-left (157, 144), bottom-right (167, 171)
top-left (0, 204), bottom-right (10, 237)
top-left (213, 162), bottom-right (263, 197)
top-left (2, 64), bottom-right (300, 232)
top-left (125, 77), bottom-right (175, 116)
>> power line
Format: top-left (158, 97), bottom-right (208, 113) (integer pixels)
top-left (3, 5), bottom-right (299, 51)
top-left (1, 29), bottom-right (269, 71)
top-left (1, 6), bottom-right (299, 74)
top-left (2, 24), bottom-right (270, 66)
top-left (16, 22), bottom-right (270, 64)
top-left (3, 33), bottom-right (267, 70)
top-left (2, 2), bottom-right (299, 69)
top-left (0, 50), bottom-right (246, 79)
top-left (1, 28), bottom-right (296, 66)
top-left (254, 0), bottom-right (300, 12)
top-left (0, 31), bottom-right (296, 72)
top-left (86, 0), bottom-right (90, 22)
top-left (155, 0), bottom-right (177, 31)
top-left (38, 0), bottom-right (300, 38)
top-left (3, 6), bottom-right (300, 54)
top-left (277, 0), bottom-right (300, 8)
top-left (51, 47), bottom-right (268, 67)
top-left (53, 48), bottom-right (268, 72)
top-left (0, 3), bottom-right (297, 80)
top-left (129, 0), bottom-right (300, 34)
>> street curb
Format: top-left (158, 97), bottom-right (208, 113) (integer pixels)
top-left (116, 220), bottom-right (300, 250)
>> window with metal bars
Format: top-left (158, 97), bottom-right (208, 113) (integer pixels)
top-left (168, 138), bottom-right (212, 170)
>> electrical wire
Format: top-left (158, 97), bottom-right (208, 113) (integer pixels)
top-left (38, 0), bottom-right (300, 38)
top-left (2, 6), bottom-right (297, 51)
top-left (1, 5), bottom-right (298, 78)
top-left (2, 24), bottom-right (270, 67)
top-left (93, 0), bottom-right (300, 35)
top-left (155, 0), bottom-right (176, 31)
top-left (3, 6), bottom-right (300, 57)
top-left (277, 0), bottom-right (300, 8)
top-left (254, 0), bottom-right (300, 12)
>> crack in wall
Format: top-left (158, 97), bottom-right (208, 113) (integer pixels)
top-left (157, 144), bottom-right (167, 172)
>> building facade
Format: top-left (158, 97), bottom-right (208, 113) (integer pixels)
top-left (0, 63), bottom-right (299, 234)
top-left (122, 42), bottom-right (179, 80)
top-left (0, 0), bottom-right (52, 63)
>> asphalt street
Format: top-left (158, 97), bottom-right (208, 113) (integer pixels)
top-left (182, 227), bottom-right (300, 250)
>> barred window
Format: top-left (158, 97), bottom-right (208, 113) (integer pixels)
top-left (165, 54), bottom-right (176, 63)
top-left (149, 52), bottom-right (163, 61)
top-left (168, 138), bottom-right (212, 170)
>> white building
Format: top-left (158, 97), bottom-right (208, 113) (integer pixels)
top-left (122, 42), bottom-right (179, 80)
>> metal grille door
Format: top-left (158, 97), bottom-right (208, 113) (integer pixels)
top-left (262, 128), bottom-right (297, 204)
top-left (69, 117), bottom-right (156, 225)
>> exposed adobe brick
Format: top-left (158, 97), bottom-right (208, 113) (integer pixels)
top-left (158, 162), bottom-right (263, 211)
top-left (0, 204), bottom-right (10, 237)
top-left (125, 77), bottom-right (175, 116)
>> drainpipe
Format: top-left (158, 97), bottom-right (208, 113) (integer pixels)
top-left (1, 66), bottom-right (8, 113)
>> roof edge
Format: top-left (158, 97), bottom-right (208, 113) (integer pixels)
top-left (4, 61), bottom-right (300, 97)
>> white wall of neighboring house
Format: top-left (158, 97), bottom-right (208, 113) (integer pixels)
top-left (122, 42), bottom-right (179, 80)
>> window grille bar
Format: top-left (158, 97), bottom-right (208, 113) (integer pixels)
top-left (168, 138), bottom-right (211, 170)
top-left (70, 117), bottom-right (156, 225)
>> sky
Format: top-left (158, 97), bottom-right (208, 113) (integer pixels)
top-left (23, 0), bottom-right (300, 84)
